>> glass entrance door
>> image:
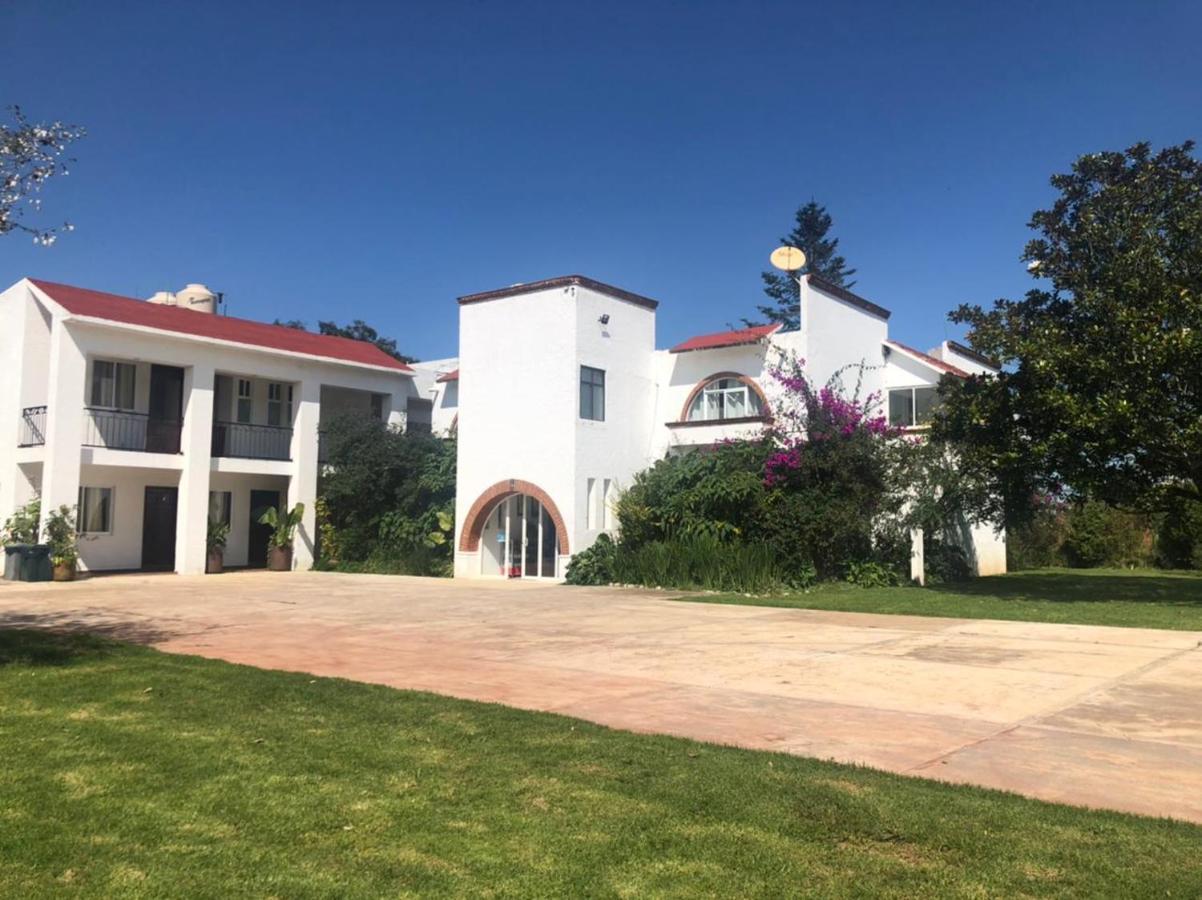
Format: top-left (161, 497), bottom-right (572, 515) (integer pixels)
top-left (488, 494), bottom-right (558, 578)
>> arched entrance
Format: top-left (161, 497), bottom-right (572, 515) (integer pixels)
top-left (460, 480), bottom-right (568, 579)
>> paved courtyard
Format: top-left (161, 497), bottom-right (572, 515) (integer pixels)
top-left (2, 570), bottom-right (1201, 822)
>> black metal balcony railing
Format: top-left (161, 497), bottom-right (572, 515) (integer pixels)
top-left (212, 421), bottom-right (292, 461)
top-left (82, 408), bottom-right (182, 454)
top-left (18, 406), bottom-right (47, 447)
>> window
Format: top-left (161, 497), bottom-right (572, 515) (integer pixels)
top-left (78, 486), bottom-right (113, 534)
top-left (580, 366), bottom-right (605, 421)
top-left (586, 478), bottom-right (597, 529)
top-left (687, 377), bottom-right (764, 422)
top-left (208, 491), bottom-right (232, 526)
top-left (236, 379), bottom-right (253, 423)
top-left (90, 360), bottom-right (136, 410)
top-left (888, 386), bottom-right (940, 427)
top-left (267, 383), bottom-right (292, 427)
top-left (370, 393), bottom-right (385, 421)
top-left (602, 479), bottom-right (614, 531)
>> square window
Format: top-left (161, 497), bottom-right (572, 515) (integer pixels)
top-left (90, 360), bottom-right (136, 410)
top-left (237, 379), bottom-right (253, 424)
top-left (580, 366), bottom-right (605, 421)
top-left (888, 389), bottom-right (915, 427)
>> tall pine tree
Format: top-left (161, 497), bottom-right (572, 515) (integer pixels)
top-left (751, 200), bottom-right (856, 328)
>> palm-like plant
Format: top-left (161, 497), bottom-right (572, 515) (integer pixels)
top-left (258, 503), bottom-right (305, 549)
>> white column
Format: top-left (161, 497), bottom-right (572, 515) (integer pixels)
top-left (288, 379), bottom-right (321, 570)
top-left (174, 363), bottom-right (215, 574)
top-left (910, 527), bottom-right (925, 586)
top-left (38, 322), bottom-right (88, 536)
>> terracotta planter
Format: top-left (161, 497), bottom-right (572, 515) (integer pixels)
top-left (207, 549), bottom-right (224, 574)
top-left (52, 562), bottom-right (76, 582)
top-left (267, 545), bottom-right (292, 572)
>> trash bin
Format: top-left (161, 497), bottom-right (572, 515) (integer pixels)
top-left (2, 544), bottom-right (52, 582)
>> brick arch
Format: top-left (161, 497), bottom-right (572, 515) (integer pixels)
top-left (678, 371), bottom-right (771, 422)
top-left (459, 479), bottom-right (569, 554)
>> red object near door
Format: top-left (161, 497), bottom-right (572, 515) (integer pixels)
top-left (507, 565), bottom-right (521, 578)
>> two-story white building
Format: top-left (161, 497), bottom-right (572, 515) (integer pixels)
top-left (0, 279), bottom-right (418, 574)
top-left (1, 271), bottom-right (1004, 581)
top-left (414, 274), bottom-right (1004, 581)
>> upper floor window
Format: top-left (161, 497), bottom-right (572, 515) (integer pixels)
top-left (236, 379), bottom-right (253, 423)
top-left (687, 376), bottom-right (764, 422)
top-left (580, 366), bottom-right (605, 422)
top-left (90, 360), bottom-right (136, 410)
top-left (888, 386), bottom-right (940, 428)
top-left (267, 383), bottom-right (292, 427)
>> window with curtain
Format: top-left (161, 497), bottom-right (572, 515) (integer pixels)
top-left (208, 491), bottom-right (232, 526)
top-left (90, 360), bottom-right (136, 410)
top-left (686, 377), bottom-right (764, 422)
top-left (77, 486), bottom-right (114, 534)
top-left (580, 366), bottom-right (605, 421)
top-left (267, 383), bottom-right (292, 427)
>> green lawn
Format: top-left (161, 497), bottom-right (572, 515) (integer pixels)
top-left (692, 568), bottom-right (1202, 631)
top-left (2, 629), bottom-right (1200, 897)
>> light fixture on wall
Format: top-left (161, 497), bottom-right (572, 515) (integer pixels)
top-left (599, 313), bottom-right (610, 325)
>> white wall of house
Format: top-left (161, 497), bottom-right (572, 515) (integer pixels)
top-left (0, 278), bottom-right (414, 576)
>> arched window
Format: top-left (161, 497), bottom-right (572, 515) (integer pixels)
top-left (686, 376), bottom-right (765, 422)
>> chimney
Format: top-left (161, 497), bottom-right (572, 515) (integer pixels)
top-left (147, 283), bottom-right (218, 314)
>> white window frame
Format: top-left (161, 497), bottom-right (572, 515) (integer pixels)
top-left (89, 360), bottom-right (137, 411)
top-left (267, 383), bottom-right (292, 428)
top-left (236, 379), bottom-right (253, 424)
top-left (78, 486), bottom-right (115, 535)
top-left (887, 385), bottom-right (940, 428)
top-left (687, 377), bottom-right (763, 422)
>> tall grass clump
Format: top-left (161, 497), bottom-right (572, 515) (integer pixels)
top-left (612, 535), bottom-right (785, 593)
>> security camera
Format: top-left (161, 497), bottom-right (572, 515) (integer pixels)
top-left (599, 314), bottom-right (610, 325)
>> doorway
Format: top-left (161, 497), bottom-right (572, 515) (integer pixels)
top-left (147, 364), bottom-right (184, 453)
top-left (141, 486), bottom-right (178, 571)
top-left (248, 490), bottom-right (280, 569)
top-left (481, 494), bottom-right (559, 578)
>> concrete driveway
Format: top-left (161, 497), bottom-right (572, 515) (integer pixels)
top-left (2, 571), bottom-right (1201, 822)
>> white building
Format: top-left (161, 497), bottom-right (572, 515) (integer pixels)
top-left (438, 274), bottom-right (1005, 581)
top-left (0, 279), bottom-right (418, 574)
top-left (1, 272), bottom-right (1004, 580)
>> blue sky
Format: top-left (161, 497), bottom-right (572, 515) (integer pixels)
top-left (3, 0), bottom-right (1199, 360)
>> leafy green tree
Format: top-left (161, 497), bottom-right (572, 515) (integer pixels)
top-left (752, 200), bottom-right (856, 328)
top-left (273, 318), bottom-right (414, 363)
top-left (1, 105), bottom-right (85, 245)
top-left (935, 142), bottom-right (1202, 525)
top-left (318, 413), bottom-right (455, 574)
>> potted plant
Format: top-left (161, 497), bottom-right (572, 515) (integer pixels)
top-left (207, 520), bottom-right (230, 574)
top-left (44, 504), bottom-right (79, 582)
top-left (257, 503), bottom-right (304, 571)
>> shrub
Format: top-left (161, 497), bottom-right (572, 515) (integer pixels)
top-left (319, 413), bottom-right (456, 574)
top-left (844, 559), bottom-right (901, 588)
top-left (1062, 500), bottom-right (1152, 568)
top-left (2, 499), bottom-right (40, 545)
top-left (612, 535), bottom-right (786, 594)
top-left (1156, 498), bottom-right (1202, 569)
top-left (1007, 497), bottom-right (1070, 569)
top-left (923, 537), bottom-right (974, 584)
top-left (565, 533), bottom-right (618, 586)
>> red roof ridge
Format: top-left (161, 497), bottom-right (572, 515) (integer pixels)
top-left (28, 279), bottom-right (413, 373)
top-left (883, 339), bottom-right (969, 378)
top-left (669, 323), bottom-right (782, 354)
top-left (435, 368), bottom-right (459, 383)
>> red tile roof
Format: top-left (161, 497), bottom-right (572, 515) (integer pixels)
top-left (669, 323), bottom-right (782, 354)
top-left (29, 279), bottom-right (413, 373)
top-left (883, 339), bottom-right (970, 378)
top-left (436, 368), bottom-right (459, 383)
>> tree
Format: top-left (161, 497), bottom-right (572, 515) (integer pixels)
top-left (273, 318), bottom-right (415, 363)
top-left (752, 200), bottom-right (856, 328)
top-left (1, 105), bottom-right (85, 245)
top-left (935, 141), bottom-right (1202, 525)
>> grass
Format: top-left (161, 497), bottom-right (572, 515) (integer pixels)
top-left (693, 568), bottom-right (1202, 630)
top-left (1, 629), bottom-right (1201, 897)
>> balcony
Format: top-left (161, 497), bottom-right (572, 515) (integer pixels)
top-left (83, 408), bottom-right (182, 454)
top-left (18, 406), bottom-right (47, 447)
top-left (211, 421), bottom-right (292, 462)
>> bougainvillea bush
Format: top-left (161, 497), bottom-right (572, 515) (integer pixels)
top-left (570, 353), bottom-right (922, 588)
